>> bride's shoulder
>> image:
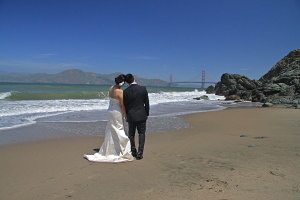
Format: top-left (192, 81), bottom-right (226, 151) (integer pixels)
top-left (113, 89), bottom-right (123, 100)
top-left (114, 88), bottom-right (123, 93)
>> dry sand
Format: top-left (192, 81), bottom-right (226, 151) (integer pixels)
top-left (0, 107), bottom-right (300, 200)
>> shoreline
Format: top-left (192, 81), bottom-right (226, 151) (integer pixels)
top-left (0, 106), bottom-right (299, 200)
top-left (0, 101), bottom-right (261, 146)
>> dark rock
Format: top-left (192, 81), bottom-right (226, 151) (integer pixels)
top-left (239, 91), bottom-right (253, 101)
top-left (215, 73), bottom-right (260, 101)
top-left (293, 104), bottom-right (300, 109)
top-left (200, 95), bottom-right (209, 100)
top-left (262, 102), bottom-right (273, 107)
top-left (225, 95), bottom-right (240, 100)
top-left (205, 85), bottom-right (215, 94)
top-left (234, 100), bottom-right (242, 102)
top-left (251, 89), bottom-right (266, 102)
top-left (193, 95), bottom-right (209, 100)
top-left (215, 49), bottom-right (300, 103)
top-left (260, 49), bottom-right (300, 83)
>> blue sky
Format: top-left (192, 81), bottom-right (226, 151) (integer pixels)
top-left (0, 0), bottom-right (299, 82)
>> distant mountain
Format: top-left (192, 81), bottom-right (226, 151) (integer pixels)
top-left (0, 69), bottom-right (169, 86)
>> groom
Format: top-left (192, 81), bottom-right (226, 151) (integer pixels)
top-left (123, 74), bottom-right (149, 160)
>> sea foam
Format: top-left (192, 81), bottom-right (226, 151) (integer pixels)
top-left (0, 92), bottom-right (12, 100)
top-left (0, 90), bottom-right (226, 130)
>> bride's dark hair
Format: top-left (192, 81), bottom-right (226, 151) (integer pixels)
top-left (114, 74), bottom-right (126, 85)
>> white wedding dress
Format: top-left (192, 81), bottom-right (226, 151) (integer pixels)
top-left (84, 98), bottom-right (134, 163)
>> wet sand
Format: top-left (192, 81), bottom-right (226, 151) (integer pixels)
top-left (0, 107), bottom-right (299, 200)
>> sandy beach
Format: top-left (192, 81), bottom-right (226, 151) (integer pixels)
top-left (0, 107), bottom-right (300, 200)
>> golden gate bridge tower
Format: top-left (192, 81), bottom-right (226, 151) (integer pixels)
top-left (201, 70), bottom-right (205, 89)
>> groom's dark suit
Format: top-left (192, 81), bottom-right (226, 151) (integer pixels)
top-left (123, 83), bottom-right (149, 156)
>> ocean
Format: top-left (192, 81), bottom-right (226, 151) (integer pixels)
top-left (0, 82), bottom-right (227, 145)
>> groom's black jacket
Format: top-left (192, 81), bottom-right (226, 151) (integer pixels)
top-left (123, 84), bottom-right (149, 123)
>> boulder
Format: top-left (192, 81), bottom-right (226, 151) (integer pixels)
top-left (251, 89), bottom-right (266, 102)
top-left (262, 102), bottom-right (274, 107)
top-left (215, 73), bottom-right (259, 101)
top-left (225, 95), bottom-right (240, 100)
top-left (193, 95), bottom-right (209, 100)
top-left (260, 50), bottom-right (300, 83)
top-left (294, 104), bottom-right (300, 109)
top-left (205, 85), bottom-right (215, 94)
top-left (215, 49), bottom-right (300, 103)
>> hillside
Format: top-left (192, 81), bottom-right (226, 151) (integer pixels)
top-left (0, 69), bottom-right (169, 87)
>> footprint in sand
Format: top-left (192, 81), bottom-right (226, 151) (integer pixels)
top-left (204, 178), bottom-right (229, 193)
top-left (269, 170), bottom-right (285, 177)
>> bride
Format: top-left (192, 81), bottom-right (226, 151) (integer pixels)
top-left (84, 74), bottom-right (134, 163)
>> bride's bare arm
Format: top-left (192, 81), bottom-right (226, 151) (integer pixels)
top-left (115, 89), bottom-right (126, 117)
top-left (108, 86), bottom-right (114, 98)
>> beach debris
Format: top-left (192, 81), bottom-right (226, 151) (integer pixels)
top-left (254, 136), bottom-right (267, 139)
top-left (240, 134), bottom-right (247, 138)
top-left (248, 144), bottom-right (256, 148)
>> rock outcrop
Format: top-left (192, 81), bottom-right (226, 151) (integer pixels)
top-left (205, 85), bottom-right (215, 94)
top-left (215, 73), bottom-right (262, 101)
top-left (214, 49), bottom-right (300, 103)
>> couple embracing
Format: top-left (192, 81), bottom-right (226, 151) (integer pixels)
top-left (84, 74), bottom-right (149, 163)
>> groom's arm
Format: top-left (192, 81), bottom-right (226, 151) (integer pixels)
top-left (123, 91), bottom-right (128, 115)
top-left (144, 88), bottom-right (149, 116)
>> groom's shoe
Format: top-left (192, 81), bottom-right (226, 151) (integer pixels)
top-left (136, 152), bottom-right (143, 160)
top-left (131, 150), bottom-right (137, 158)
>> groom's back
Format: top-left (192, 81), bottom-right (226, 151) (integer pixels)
top-left (124, 84), bottom-right (149, 122)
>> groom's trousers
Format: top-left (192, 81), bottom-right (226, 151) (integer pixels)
top-left (128, 121), bottom-right (146, 154)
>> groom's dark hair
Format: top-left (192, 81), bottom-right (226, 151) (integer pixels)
top-left (125, 74), bottom-right (135, 84)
